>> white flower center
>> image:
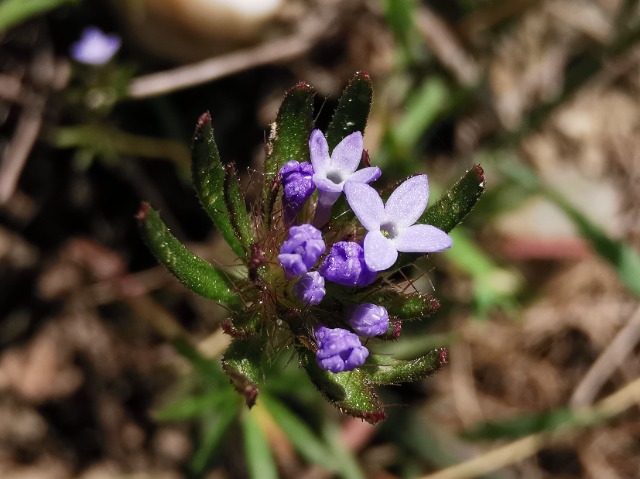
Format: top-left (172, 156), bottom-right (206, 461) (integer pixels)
top-left (380, 221), bottom-right (399, 239)
top-left (326, 170), bottom-right (345, 185)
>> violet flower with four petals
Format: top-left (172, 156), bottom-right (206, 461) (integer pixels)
top-left (344, 175), bottom-right (452, 272)
top-left (309, 129), bottom-right (380, 226)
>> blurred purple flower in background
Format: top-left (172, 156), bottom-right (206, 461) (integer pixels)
top-left (70, 27), bottom-right (121, 65)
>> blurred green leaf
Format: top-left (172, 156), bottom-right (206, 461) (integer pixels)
top-left (299, 348), bottom-right (386, 424)
top-left (262, 83), bottom-right (315, 223)
top-left (155, 388), bottom-right (235, 421)
top-left (242, 412), bottom-right (278, 479)
top-left (191, 399), bottom-right (240, 474)
top-left (391, 77), bottom-right (449, 150)
top-left (172, 339), bottom-right (226, 381)
top-left (261, 394), bottom-right (338, 470)
top-left (445, 228), bottom-right (521, 318)
top-left (191, 112), bottom-right (246, 257)
top-left (326, 72), bottom-right (373, 150)
top-left (322, 421), bottom-right (365, 479)
top-left (0, 0), bottom-right (77, 31)
top-left (367, 348), bottom-right (445, 384)
top-left (501, 162), bottom-right (640, 297)
top-left (138, 204), bottom-right (241, 307)
top-left (462, 408), bottom-right (585, 441)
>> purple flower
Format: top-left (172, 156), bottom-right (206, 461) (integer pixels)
top-left (314, 325), bottom-right (369, 373)
top-left (70, 27), bottom-right (121, 65)
top-left (309, 129), bottom-right (381, 226)
top-left (278, 224), bottom-right (325, 277)
top-left (348, 304), bottom-right (389, 337)
top-left (279, 160), bottom-right (315, 223)
top-left (344, 175), bottom-right (452, 272)
top-left (318, 241), bottom-right (377, 287)
top-left (293, 272), bottom-right (325, 305)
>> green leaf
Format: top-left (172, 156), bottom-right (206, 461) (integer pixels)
top-left (191, 112), bottom-right (246, 257)
top-left (222, 337), bottom-right (267, 407)
top-left (137, 203), bottom-right (241, 307)
top-left (325, 72), bottom-right (373, 150)
top-left (299, 348), bottom-right (386, 424)
top-left (154, 389), bottom-right (234, 421)
top-left (191, 400), bottom-right (240, 474)
top-left (363, 290), bottom-right (440, 320)
top-left (462, 408), bottom-right (582, 441)
top-left (242, 412), bottom-right (278, 479)
top-left (261, 394), bottom-right (337, 469)
top-left (0, 0), bottom-right (77, 31)
top-left (262, 83), bottom-right (315, 223)
top-left (224, 162), bottom-right (255, 249)
top-left (366, 348), bottom-right (446, 385)
top-left (421, 165), bottom-right (485, 232)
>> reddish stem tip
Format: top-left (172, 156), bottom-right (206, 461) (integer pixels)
top-left (135, 202), bottom-right (150, 221)
top-left (474, 164), bottom-right (485, 187)
top-left (193, 111), bottom-right (212, 141)
top-left (438, 347), bottom-right (448, 366)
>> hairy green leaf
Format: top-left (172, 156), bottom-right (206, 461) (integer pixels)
top-left (325, 72), bottom-right (373, 150)
top-left (262, 83), bottom-right (315, 223)
top-left (363, 290), bottom-right (440, 320)
top-left (299, 348), bottom-right (386, 424)
top-left (222, 337), bottom-right (267, 407)
top-left (367, 348), bottom-right (446, 385)
top-left (192, 112), bottom-right (246, 257)
top-left (421, 165), bottom-right (485, 232)
top-left (137, 204), bottom-right (240, 307)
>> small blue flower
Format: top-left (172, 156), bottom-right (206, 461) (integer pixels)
top-left (348, 304), bottom-right (389, 337)
top-left (315, 325), bottom-right (369, 373)
top-left (293, 271), bottom-right (326, 305)
top-left (309, 129), bottom-right (381, 226)
top-left (318, 241), bottom-right (377, 287)
top-left (70, 27), bottom-right (121, 65)
top-left (279, 160), bottom-right (315, 223)
top-left (278, 224), bottom-right (325, 277)
top-left (344, 175), bottom-right (452, 272)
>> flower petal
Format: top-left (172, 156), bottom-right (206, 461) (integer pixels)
top-left (364, 231), bottom-right (398, 271)
top-left (347, 166), bottom-right (381, 185)
top-left (309, 129), bottom-right (330, 174)
top-left (344, 182), bottom-right (384, 231)
top-left (394, 224), bottom-right (452, 253)
top-left (383, 175), bottom-right (429, 228)
top-left (330, 131), bottom-right (363, 174)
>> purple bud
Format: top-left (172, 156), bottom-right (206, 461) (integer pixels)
top-left (318, 242), bottom-right (377, 287)
top-left (314, 325), bottom-right (369, 373)
top-left (279, 161), bottom-right (315, 221)
top-left (278, 224), bottom-right (325, 277)
top-left (348, 304), bottom-right (389, 337)
top-left (293, 272), bottom-right (326, 305)
top-left (70, 27), bottom-right (121, 65)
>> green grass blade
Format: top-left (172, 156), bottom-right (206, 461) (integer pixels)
top-left (243, 412), bottom-right (279, 479)
top-left (0, 0), bottom-right (77, 31)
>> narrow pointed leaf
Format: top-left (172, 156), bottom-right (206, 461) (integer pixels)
top-left (192, 112), bottom-right (245, 257)
top-left (191, 401), bottom-right (239, 474)
top-left (137, 203), bottom-right (240, 307)
top-left (298, 348), bottom-right (386, 424)
top-left (325, 72), bottom-right (373, 150)
top-left (421, 164), bottom-right (485, 232)
top-left (154, 389), bottom-right (235, 421)
top-left (224, 162), bottom-right (255, 250)
top-left (222, 337), bottom-right (267, 407)
top-left (262, 83), bottom-right (315, 222)
top-left (367, 348), bottom-right (447, 385)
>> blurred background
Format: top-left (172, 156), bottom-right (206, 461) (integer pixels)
top-left (1, 0), bottom-right (640, 478)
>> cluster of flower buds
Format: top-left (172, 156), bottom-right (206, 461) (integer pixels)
top-left (138, 73), bottom-right (485, 422)
top-left (277, 129), bottom-right (452, 373)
